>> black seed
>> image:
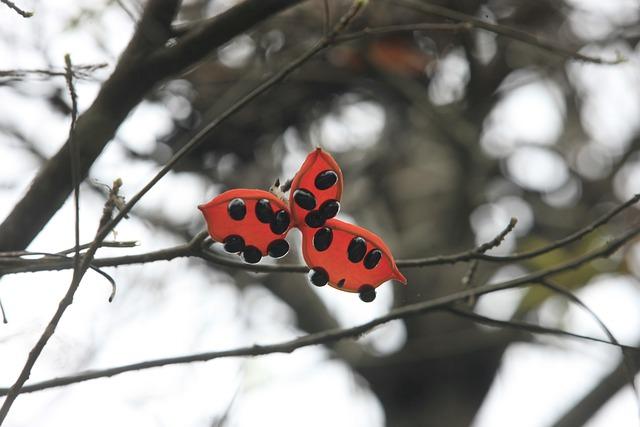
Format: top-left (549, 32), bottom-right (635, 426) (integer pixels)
top-left (255, 199), bottom-right (274, 223)
top-left (337, 279), bottom-right (345, 288)
top-left (242, 246), bottom-right (262, 264)
top-left (293, 189), bottom-right (316, 210)
top-left (305, 211), bottom-right (325, 228)
top-left (315, 170), bottom-right (338, 190)
top-left (308, 267), bottom-right (328, 287)
top-left (223, 235), bottom-right (245, 253)
top-left (227, 198), bottom-right (246, 220)
top-left (348, 237), bottom-right (367, 263)
top-left (268, 239), bottom-right (289, 258)
top-left (313, 227), bottom-right (333, 251)
top-left (319, 199), bottom-right (340, 219)
top-left (359, 285), bottom-right (376, 303)
top-left (363, 249), bottom-right (382, 270)
top-left (270, 210), bottom-right (290, 235)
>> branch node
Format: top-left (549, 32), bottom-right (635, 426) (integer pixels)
top-left (0, 0), bottom-right (33, 18)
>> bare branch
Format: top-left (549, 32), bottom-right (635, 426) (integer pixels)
top-left (463, 217), bottom-right (518, 295)
top-left (0, 63), bottom-right (107, 82)
top-left (0, 59), bottom-right (83, 421)
top-left (0, 297), bottom-right (6, 324)
top-left (83, 1), bottom-right (367, 282)
top-left (322, 0), bottom-right (330, 35)
top-left (400, 194), bottom-right (640, 267)
top-left (55, 240), bottom-right (138, 255)
top-left (1, 194), bottom-right (638, 277)
top-left (476, 218), bottom-right (518, 253)
top-left (0, 0), bottom-right (32, 18)
top-left (1, 224), bottom-right (638, 398)
top-left (64, 54), bottom-right (80, 273)
top-left (335, 22), bottom-right (471, 43)
top-left (446, 307), bottom-right (640, 352)
top-left (392, 0), bottom-right (622, 64)
top-left (0, 0), bottom-right (308, 252)
top-left (148, 0), bottom-right (307, 76)
top-left (537, 279), bottom-right (639, 410)
top-left (0, 181), bottom-right (127, 423)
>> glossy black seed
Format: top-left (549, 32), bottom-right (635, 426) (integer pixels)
top-left (242, 246), bottom-right (262, 264)
top-left (223, 235), bottom-right (245, 253)
top-left (319, 199), bottom-right (340, 219)
top-left (227, 198), bottom-right (246, 220)
top-left (270, 210), bottom-right (290, 235)
top-left (337, 279), bottom-right (345, 288)
top-left (313, 227), bottom-right (333, 251)
top-left (268, 239), bottom-right (289, 258)
top-left (359, 285), bottom-right (376, 303)
top-left (348, 237), bottom-right (367, 263)
top-left (293, 189), bottom-right (316, 210)
top-left (308, 267), bottom-right (328, 287)
top-left (305, 211), bottom-right (325, 228)
top-left (363, 249), bottom-right (382, 270)
top-left (255, 199), bottom-right (274, 223)
top-left (315, 170), bottom-right (338, 190)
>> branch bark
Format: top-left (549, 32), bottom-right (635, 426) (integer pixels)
top-left (1, 193), bottom-right (636, 276)
top-left (0, 0), bottom-right (306, 251)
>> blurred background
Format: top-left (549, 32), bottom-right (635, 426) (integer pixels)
top-left (1, 0), bottom-right (640, 426)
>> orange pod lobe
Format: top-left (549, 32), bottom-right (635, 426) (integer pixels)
top-left (301, 218), bottom-right (406, 302)
top-left (289, 148), bottom-right (344, 229)
top-left (198, 189), bottom-right (292, 263)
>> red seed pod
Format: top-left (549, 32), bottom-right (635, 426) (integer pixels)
top-left (300, 218), bottom-right (406, 302)
top-left (198, 189), bottom-right (292, 262)
top-left (289, 148), bottom-right (344, 229)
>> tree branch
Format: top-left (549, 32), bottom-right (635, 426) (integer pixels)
top-left (392, 0), bottom-right (622, 64)
top-left (0, 0), bottom-right (32, 18)
top-left (446, 307), bottom-right (640, 352)
top-left (0, 63), bottom-right (107, 82)
top-left (1, 223), bottom-right (638, 398)
top-left (0, 0), bottom-right (308, 252)
top-left (148, 0), bottom-right (306, 76)
top-left (2, 194), bottom-right (636, 276)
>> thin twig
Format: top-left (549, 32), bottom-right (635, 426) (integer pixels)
top-left (463, 217), bottom-right (517, 304)
top-left (0, 241), bottom-right (137, 259)
top-left (537, 279), bottom-right (639, 411)
top-left (56, 240), bottom-right (138, 255)
top-left (114, 0), bottom-right (137, 22)
top-left (400, 194), bottom-right (640, 267)
top-left (446, 307), bottom-right (640, 352)
top-left (0, 64), bottom-right (107, 81)
top-left (392, 0), bottom-right (622, 64)
top-left (0, 250), bottom-right (116, 299)
top-left (1, 193), bottom-right (638, 276)
top-left (64, 54), bottom-right (80, 273)
top-left (97, 178), bottom-right (126, 232)
top-left (3, 304), bottom-right (638, 397)
top-left (476, 218), bottom-right (518, 254)
top-left (0, 179), bottom-right (120, 425)
top-left (335, 22), bottom-right (471, 43)
top-left (1, 224), bottom-right (638, 397)
top-left (0, 53), bottom-right (84, 425)
top-left (0, 5), bottom-right (367, 415)
top-left (70, 0), bottom-right (367, 288)
top-left (322, 0), bottom-right (330, 35)
top-left (0, 0), bottom-right (32, 18)
top-left (0, 297), bottom-right (7, 324)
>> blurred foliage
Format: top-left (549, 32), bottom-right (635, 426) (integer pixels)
top-left (2, 0), bottom-right (640, 425)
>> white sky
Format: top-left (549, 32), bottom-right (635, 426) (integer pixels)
top-left (1, 0), bottom-right (640, 426)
